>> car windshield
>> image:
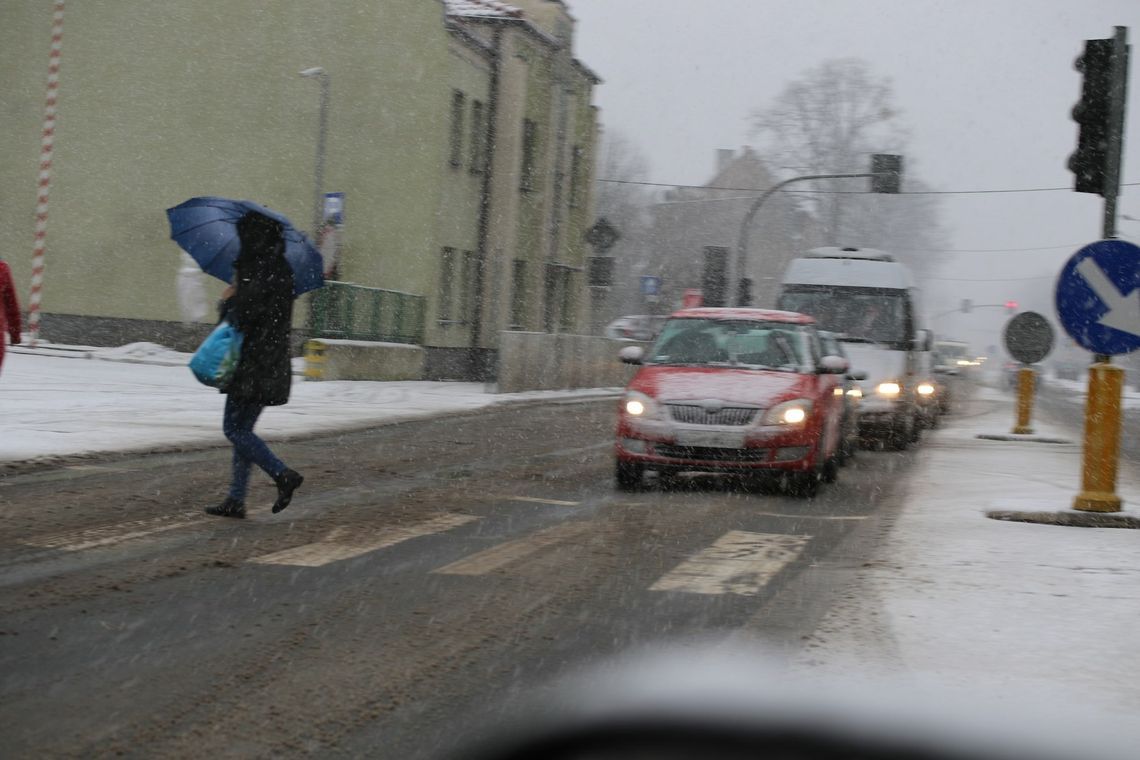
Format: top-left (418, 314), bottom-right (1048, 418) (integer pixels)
top-left (649, 318), bottom-right (808, 370)
top-left (779, 289), bottom-right (908, 345)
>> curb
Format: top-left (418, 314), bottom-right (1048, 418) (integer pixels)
top-left (986, 509), bottom-right (1140, 529)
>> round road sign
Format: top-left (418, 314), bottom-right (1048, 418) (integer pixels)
top-left (1003, 311), bottom-right (1054, 365)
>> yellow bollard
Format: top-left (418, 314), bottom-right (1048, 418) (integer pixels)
top-left (1073, 361), bottom-right (1124, 513)
top-left (303, 339), bottom-right (327, 381)
top-left (1012, 366), bottom-right (1036, 434)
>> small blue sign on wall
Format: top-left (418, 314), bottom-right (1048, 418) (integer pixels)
top-left (1055, 239), bottom-right (1140, 355)
top-left (640, 275), bottom-right (661, 297)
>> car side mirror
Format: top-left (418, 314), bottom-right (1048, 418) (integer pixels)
top-left (619, 345), bottom-right (644, 365)
top-left (848, 370), bottom-right (868, 381)
top-left (819, 355), bottom-right (848, 374)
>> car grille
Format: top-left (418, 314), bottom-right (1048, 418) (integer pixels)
top-left (665, 404), bottom-right (759, 426)
top-left (653, 444), bottom-right (769, 462)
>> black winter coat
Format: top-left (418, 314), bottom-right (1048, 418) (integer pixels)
top-left (221, 252), bottom-right (294, 407)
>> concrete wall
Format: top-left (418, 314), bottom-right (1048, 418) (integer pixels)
top-left (496, 331), bottom-right (637, 393)
top-left (303, 339), bottom-right (424, 382)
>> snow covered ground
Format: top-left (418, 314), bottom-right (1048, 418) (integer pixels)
top-left (1, 344), bottom-right (620, 466)
top-left (797, 385), bottom-right (1140, 720)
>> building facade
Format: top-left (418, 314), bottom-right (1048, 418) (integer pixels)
top-left (0, 0), bottom-right (599, 379)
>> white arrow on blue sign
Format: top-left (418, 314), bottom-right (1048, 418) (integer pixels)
top-left (1055, 239), bottom-right (1140, 355)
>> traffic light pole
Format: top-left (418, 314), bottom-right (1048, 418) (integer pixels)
top-left (733, 173), bottom-right (871, 306)
top-left (1102, 26), bottom-right (1128, 240)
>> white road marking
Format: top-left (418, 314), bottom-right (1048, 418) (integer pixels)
top-left (21, 511), bottom-right (206, 552)
top-left (650, 530), bottom-right (811, 596)
top-left (247, 514), bottom-right (479, 567)
top-left (751, 512), bottom-right (867, 521)
top-left (434, 522), bottom-right (592, 576)
top-left (501, 496), bottom-right (580, 507)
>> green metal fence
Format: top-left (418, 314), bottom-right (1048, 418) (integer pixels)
top-left (309, 281), bottom-right (426, 344)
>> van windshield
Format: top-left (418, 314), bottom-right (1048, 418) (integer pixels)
top-left (779, 287), bottom-right (909, 345)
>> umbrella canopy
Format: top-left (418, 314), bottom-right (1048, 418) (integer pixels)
top-left (166, 197), bottom-right (324, 296)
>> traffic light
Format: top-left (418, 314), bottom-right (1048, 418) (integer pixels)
top-left (961, 298), bottom-right (972, 314)
top-left (1005, 300), bottom-right (1018, 315)
top-left (1068, 38), bottom-right (1114, 195)
top-left (870, 154), bottom-right (903, 194)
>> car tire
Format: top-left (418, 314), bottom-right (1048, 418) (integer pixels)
top-left (786, 471), bottom-right (820, 498)
top-left (615, 460), bottom-right (644, 491)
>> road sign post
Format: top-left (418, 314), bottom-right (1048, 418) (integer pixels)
top-left (1003, 311), bottom-right (1054, 435)
top-left (1056, 240), bottom-right (1140, 512)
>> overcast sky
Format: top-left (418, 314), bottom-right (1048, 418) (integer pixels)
top-left (568, 0), bottom-right (1140, 347)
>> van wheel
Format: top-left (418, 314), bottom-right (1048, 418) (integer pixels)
top-left (615, 461), bottom-right (644, 491)
top-left (821, 455), bottom-right (840, 484)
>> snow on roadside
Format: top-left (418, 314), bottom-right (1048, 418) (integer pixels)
top-left (1, 349), bottom-right (619, 465)
top-left (795, 387), bottom-right (1140, 720)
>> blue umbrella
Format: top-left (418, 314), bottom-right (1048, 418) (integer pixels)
top-left (166, 196), bottom-right (324, 296)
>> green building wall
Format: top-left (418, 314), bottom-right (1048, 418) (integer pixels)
top-left (0, 1), bottom-right (453, 331)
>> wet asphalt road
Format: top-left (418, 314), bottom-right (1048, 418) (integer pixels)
top-left (0, 395), bottom-right (945, 759)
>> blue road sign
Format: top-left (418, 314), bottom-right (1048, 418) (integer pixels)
top-left (640, 275), bottom-right (662, 296)
top-left (1055, 239), bottom-right (1140, 355)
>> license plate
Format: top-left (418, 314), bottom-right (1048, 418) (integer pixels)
top-left (674, 429), bottom-right (746, 448)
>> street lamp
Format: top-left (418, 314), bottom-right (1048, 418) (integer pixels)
top-left (299, 66), bottom-right (330, 236)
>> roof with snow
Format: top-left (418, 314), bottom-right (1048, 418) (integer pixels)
top-left (444, 0), bottom-right (524, 19)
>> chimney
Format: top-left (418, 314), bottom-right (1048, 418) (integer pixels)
top-left (715, 149), bottom-right (735, 175)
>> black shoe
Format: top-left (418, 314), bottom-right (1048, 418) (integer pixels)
top-left (205, 497), bottom-right (246, 519)
top-left (272, 469), bottom-right (304, 514)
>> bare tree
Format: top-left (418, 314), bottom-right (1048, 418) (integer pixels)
top-left (750, 58), bottom-right (947, 283)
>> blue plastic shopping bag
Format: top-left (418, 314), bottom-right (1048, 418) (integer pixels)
top-left (189, 320), bottom-right (244, 389)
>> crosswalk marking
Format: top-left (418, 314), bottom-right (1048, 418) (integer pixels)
top-left (649, 530), bottom-right (810, 596)
top-left (247, 514), bottom-right (479, 567)
top-left (21, 511), bottom-right (206, 552)
top-left (433, 522), bottom-right (591, 576)
top-left (501, 496), bottom-right (580, 507)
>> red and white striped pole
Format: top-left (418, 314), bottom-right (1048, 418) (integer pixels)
top-left (27, 1), bottom-right (66, 347)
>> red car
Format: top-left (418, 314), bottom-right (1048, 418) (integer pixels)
top-left (614, 308), bottom-right (849, 496)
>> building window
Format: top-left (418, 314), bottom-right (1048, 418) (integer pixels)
top-left (559, 270), bottom-right (576, 332)
top-left (438, 247), bottom-right (457, 322)
top-left (470, 100), bottom-right (485, 175)
top-left (449, 90), bottom-right (465, 168)
top-left (520, 118), bottom-right (538, 192)
top-left (568, 145), bottom-right (584, 208)
top-left (461, 250), bottom-right (484, 325)
top-left (510, 260), bottom-right (527, 329)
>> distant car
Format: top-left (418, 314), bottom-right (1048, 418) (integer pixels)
top-left (819, 331), bottom-right (865, 464)
top-left (614, 308), bottom-right (849, 497)
top-left (604, 315), bottom-right (664, 342)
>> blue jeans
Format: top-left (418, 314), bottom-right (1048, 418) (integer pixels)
top-left (223, 397), bottom-right (286, 501)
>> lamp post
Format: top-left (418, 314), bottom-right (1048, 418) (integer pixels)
top-left (299, 66), bottom-right (330, 236)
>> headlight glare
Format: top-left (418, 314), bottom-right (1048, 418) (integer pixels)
top-left (763, 399), bottom-right (813, 425)
top-left (623, 391), bottom-right (658, 419)
top-left (917, 382), bottom-right (935, 396)
top-left (877, 382), bottom-right (901, 397)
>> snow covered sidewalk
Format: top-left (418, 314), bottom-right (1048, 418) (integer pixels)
top-left (798, 385), bottom-right (1140, 719)
top-left (0, 344), bottom-right (620, 468)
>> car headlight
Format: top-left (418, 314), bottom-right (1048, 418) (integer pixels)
top-left (763, 399), bottom-right (813, 426)
top-left (846, 387), bottom-right (863, 399)
top-left (623, 391), bottom-right (660, 419)
top-left (877, 382), bottom-right (901, 397)
top-left (917, 382), bottom-right (936, 396)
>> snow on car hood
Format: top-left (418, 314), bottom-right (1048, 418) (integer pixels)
top-left (629, 365), bottom-right (813, 407)
top-left (841, 343), bottom-right (908, 386)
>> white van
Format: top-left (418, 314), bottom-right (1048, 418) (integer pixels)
top-left (776, 247), bottom-right (930, 449)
